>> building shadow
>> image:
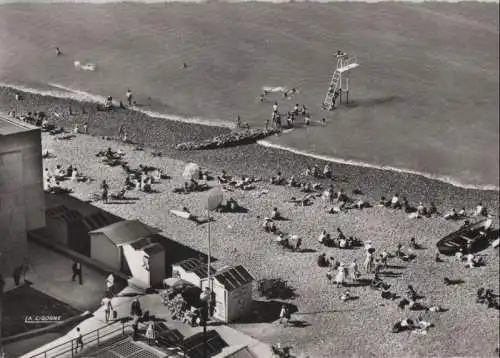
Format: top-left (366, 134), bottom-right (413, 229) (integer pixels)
top-left (238, 300), bottom-right (299, 324)
top-left (257, 278), bottom-right (298, 300)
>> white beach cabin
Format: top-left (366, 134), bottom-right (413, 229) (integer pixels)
top-left (89, 219), bottom-right (165, 287)
top-left (201, 265), bottom-right (254, 323)
top-left (171, 258), bottom-right (216, 288)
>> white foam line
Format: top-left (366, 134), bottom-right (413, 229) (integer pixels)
top-left (0, 81), bottom-right (234, 129)
top-left (257, 140), bottom-right (500, 192)
top-left (47, 82), bottom-right (234, 128)
top-left (2, 80), bottom-right (498, 191)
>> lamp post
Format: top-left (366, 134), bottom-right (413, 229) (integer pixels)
top-left (203, 187), bottom-right (223, 358)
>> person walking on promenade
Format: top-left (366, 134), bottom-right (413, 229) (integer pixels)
top-left (75, 327), bottom-right (84, 353)
top-left (132, 315), bottom-right (140, 341)
top-left (12, 265), bottom-right (23, 286)
top-left (102, 296), bottom-right (113, 322)
top-left (145, 322), bottom-right (156, 345)
top-left (72, 260), bottom-right (82, 285)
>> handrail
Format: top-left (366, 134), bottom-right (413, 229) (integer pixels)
top-left (28, 320), bottom-right (131, 358)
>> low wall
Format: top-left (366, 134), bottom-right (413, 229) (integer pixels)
top-left (176, 128), bottom-right (278, 151)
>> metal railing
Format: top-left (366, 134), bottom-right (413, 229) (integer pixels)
top-left (28, 320), bottom-right (131, 358)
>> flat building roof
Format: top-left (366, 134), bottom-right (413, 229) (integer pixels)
top-left (0, 113), bottom-right (38, 136)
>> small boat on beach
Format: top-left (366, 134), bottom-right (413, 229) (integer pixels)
top-left (437, 218), bottom-right (493, 255)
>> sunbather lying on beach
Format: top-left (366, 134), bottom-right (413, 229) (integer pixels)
top-left (370, 274), bottom-right (391, 291)
top-left (110, 189), bottom-right (127, 200)
top-left (288, 195), bottom-right (314, 206)
top-left (391, 193), bottom-right (402, 209)
top-left (217, 198), bottom-right (240, 212)
top-left (473, 202), bottom-right (488, 217)
top-left (287, 176), bottom-right (299, 187)
top-left (270, 172), bottom-right (285, 185)
top-left (235, 176), bottom-right (256, 190)
top-left (391, 319), bottom-right (415, 333)
top-left (378, 196), bottom-right (391, 207)
top-left (263, 218), bottom-right (277, 233)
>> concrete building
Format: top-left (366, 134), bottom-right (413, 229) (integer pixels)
top-left (201, 265), bottom-right (254, 323)
top-left (0, 114), bottom-right (45, 274)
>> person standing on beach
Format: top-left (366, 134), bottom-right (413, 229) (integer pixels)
top-left (126, 89), bottom-right (133, 106)
top-left (101, 180), bottom-right (109, 203)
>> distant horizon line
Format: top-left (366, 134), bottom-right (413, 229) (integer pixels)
top-left (0, 0), bottom-right (499, 4)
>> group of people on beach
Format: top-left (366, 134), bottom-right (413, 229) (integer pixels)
top-left (263, 98), bottom-right (326, 132)
top-left (43, 164), bottom-right (86, 194)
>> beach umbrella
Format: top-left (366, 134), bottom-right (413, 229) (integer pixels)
top-left (206, 187), bottom-right (223, 212)
top-left (183, 163), bottom-right (200, 180)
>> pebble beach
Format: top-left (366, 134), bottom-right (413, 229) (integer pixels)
top-left (1, 86), bottom-right (499, 357)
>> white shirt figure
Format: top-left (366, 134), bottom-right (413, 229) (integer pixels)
top-left (466, 254), bottom-right (475, 268)
top-left (272, 103), bottom-right (278, 112)
top-left (391, 195), bottom-right (399, 206)
top-left (71, 168), bottom-right (78, 182)
top-left (474, 204), bottom-right (484, 216)
top-left (349, 261), bottom-right (359, 280)
top-left (335, 265), bottom-right (346, 285)
top-left (106, 274), bottom-right (114, 289)
top-left (318, 231), bottom-right (327, 244)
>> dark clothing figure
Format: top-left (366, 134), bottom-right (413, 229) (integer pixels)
top-left (13, 266), bottom-right (23, 286)
top-left (102, 188), bottom-right (108, 203)
top-left (75, 329), bottom-right (84, 353)
top-left (72, 261), bottom-right (82, 285)
top-left (131, 299), bottom-right (142, 317)
top-left (132, 322), bottom-right (139, 341)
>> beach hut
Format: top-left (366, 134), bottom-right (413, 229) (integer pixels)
top-left (89, 220), bottom-right (165, 286)
top-left (201, 265), bottom-right (254, 323)
top-left (171, 258), bottom-right (216, 288)
top-left (42, 205), bottom-right (90, 256)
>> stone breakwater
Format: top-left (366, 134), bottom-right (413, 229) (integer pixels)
top-left (176, 128), bottom-right (279, 150)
